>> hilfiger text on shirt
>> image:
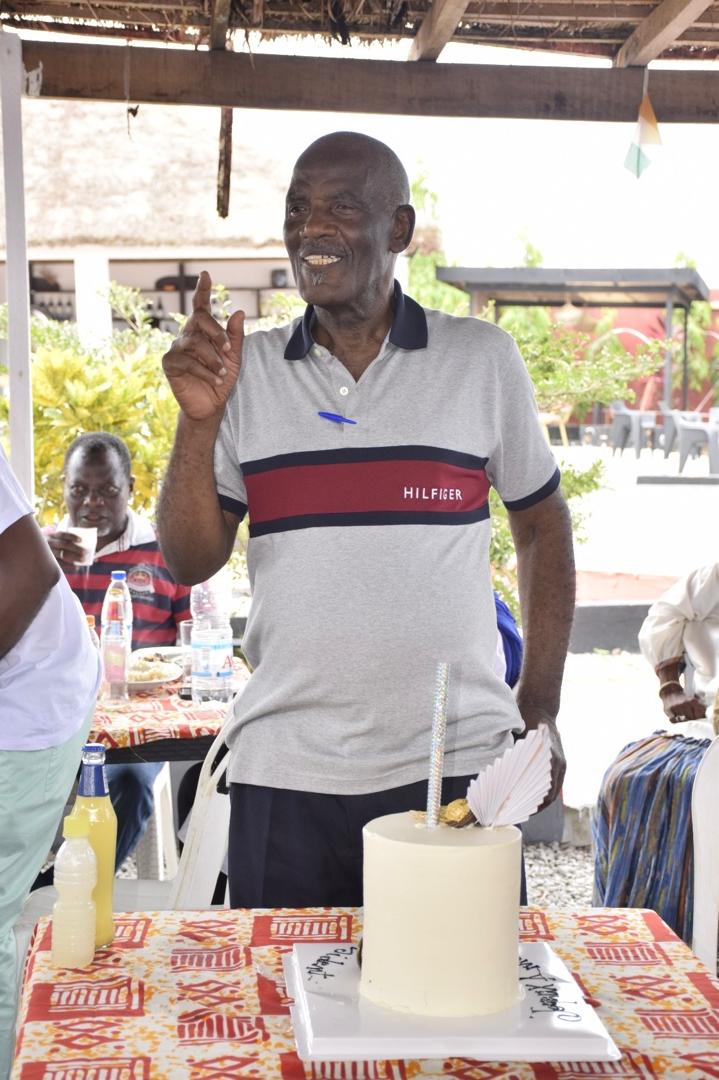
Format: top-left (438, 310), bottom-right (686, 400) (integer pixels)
top-left (403, 487), bottom-right (463, 501)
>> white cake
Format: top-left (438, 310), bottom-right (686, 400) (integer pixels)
top-left (360, 812), bottom-right (522, 1017)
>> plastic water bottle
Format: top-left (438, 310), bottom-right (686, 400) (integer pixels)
top-left (71, 743), bottom-right (117, 948)
top-left (190, 575), bottom-right (234, 703)
top-left (52, 812), bottom-right (97, 969)
top-left (100, 570), bottom-right (133, 702)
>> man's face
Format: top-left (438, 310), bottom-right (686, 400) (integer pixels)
top-left (283, 146), bottom-right (404, 312)
top-left (64, 448), bottom-right (133, 547)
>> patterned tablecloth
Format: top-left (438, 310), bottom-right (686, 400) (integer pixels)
top-left (11, 906), bottom-right (719, 1079)
top-left (91, 665), bottom-right (250, 752)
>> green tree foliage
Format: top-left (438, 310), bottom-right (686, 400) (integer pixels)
top-left (0, 286), bottom-right (178, 524)
top-left (495, 305), bottom-right (663, 416)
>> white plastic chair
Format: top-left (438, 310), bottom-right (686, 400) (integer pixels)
top-left (609, 400), bottom-right (657, 457)
top-left (691, 734), bottom-right (719, 973)
top-left (134, 762), bottom-right (180, 881)
top-left (676, 413), bottom-right (719, 473)
top-left (14, 730), bottom-right (230, 988)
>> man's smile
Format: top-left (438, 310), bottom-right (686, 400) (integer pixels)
top-left (301, 254), bottom-right (342, 267)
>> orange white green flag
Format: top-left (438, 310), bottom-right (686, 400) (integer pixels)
top-left (624, 72), bottom-right (661, 178)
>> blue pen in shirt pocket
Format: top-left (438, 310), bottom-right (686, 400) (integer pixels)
top-left (318, 412), bottom-right (358, 425)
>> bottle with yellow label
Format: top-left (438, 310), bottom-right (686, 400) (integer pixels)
top-left (71, 743), bottom-right (117, 947)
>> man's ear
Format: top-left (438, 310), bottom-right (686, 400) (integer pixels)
top-left (390, 204), bottom-right (416, 254)
top-left (128, 474), bottom-right (136, 497)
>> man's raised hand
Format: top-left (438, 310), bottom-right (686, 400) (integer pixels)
top-left (162, 270), bottom-right (244, 422)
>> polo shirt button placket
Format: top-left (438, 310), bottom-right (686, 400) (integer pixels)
top-left (335, 382), bottom-right (359, 436)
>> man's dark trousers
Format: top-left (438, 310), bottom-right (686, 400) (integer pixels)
top-left (228, 774), bottom-right (527, 908)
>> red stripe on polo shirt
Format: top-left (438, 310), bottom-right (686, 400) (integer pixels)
top-left (64, 542), bottom-right (190, 650)
top-left (245, 458), bottom-right (489, 524)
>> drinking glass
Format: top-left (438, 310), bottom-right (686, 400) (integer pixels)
top-left (70, 526), bottom-right (98, 566)
top-left (179, 620), bottom-right (193, 689)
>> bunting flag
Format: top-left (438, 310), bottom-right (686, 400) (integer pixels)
top-left (625, 72), bottom-right (661, 178)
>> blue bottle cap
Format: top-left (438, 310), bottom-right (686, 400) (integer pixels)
top-left (110, 570), bottom-right (127, 580)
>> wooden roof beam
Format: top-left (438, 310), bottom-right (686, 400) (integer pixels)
top-left (209, 0), bottom-right (231, 49)
top-left (19, 40), bottom-right (719, 122)
top-left (614, 0), bottom-right (715, 66)
top-left (408, 0), bottom-right (472, 60)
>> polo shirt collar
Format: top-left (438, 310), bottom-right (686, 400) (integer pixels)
top-left (283, 280), bottom-right (428, 360)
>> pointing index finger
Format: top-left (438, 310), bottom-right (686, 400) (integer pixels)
top-left (192, 270), bottom-right (212, 314)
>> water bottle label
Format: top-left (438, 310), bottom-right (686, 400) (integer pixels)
top-left (78, 763), bottom-right (110, 797)
top-left (191, 641), bottom-right (233, 679)
top-left (103, 636), bottom-right (127, 683)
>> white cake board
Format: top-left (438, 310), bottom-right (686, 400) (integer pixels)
top-left (283, 941), bottom-right (621, 1063)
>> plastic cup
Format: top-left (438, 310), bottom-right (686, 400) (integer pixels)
top-left (69, 527), bottom-right (98, 566)
top-left (179, 620), bottom-right (193, 688)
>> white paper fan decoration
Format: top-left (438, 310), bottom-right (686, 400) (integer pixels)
top-left (466, 726), bottom-right (552, 827)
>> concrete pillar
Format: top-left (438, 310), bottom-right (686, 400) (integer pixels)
top-left (1, 29), bottom-right (34, 499)
top-left (74, 247), bottom-right (113, 349)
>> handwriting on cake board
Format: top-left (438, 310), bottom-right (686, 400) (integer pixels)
top-left (519, 957), bottom-right (582, 1022)
top-left (305, 945), bottom-right (357, 982)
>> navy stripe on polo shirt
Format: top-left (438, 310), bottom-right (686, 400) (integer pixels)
top-left (214, 282), bottom-right (562, 796)
top-left (65, 542), bottom-right (191, 650)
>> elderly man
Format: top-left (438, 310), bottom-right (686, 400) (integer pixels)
top-left (638, 562), bottom-right (719, 724)
top-left (158, 131), bottom-right (575, 907)
top-left (46, 432), bottom-right (191, 869)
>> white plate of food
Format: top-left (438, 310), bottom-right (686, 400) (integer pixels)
top-left (128, 656), bottom-right (183, 692)
top-left (131, 646), bottom-right (184, 664)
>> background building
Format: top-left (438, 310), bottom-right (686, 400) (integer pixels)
top-left (0, 98), bottom-right (297, 342)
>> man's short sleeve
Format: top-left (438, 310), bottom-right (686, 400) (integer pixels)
top-left (0, 446), bottom-right (33, 534)
top-left (486, 335), bottom-right (561, 510)
top-left (214, 407), bottom-right (248, 522)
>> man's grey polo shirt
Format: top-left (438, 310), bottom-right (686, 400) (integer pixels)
top-left (215, 283), bottom-right (560, 794)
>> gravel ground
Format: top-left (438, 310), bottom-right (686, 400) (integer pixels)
top-left (121, 843), bottom-right (596, 909)
top-left (525, 843), bottom-right (594, 908)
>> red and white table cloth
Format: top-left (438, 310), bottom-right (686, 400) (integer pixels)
top-left (11, 905), bottom-right (719, 1078)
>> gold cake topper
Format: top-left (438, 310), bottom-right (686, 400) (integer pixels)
top-left (411, 798), bottom-right (476, 828)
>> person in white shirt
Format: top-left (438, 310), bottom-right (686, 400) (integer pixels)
top-left (638, 562), bottom-right (719, 727)
top-left (593, 564), bottom-right (717, 946)
top-left (0, 446), bottom-right (101, 1080)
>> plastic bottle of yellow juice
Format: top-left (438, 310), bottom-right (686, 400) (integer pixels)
top-left (71, 743), bottom-right (117, 947)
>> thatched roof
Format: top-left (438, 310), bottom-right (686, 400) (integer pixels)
top-left (4, 0), bottom-right (719, 63)
top-left (0, 97), bottom-right (288, 250)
